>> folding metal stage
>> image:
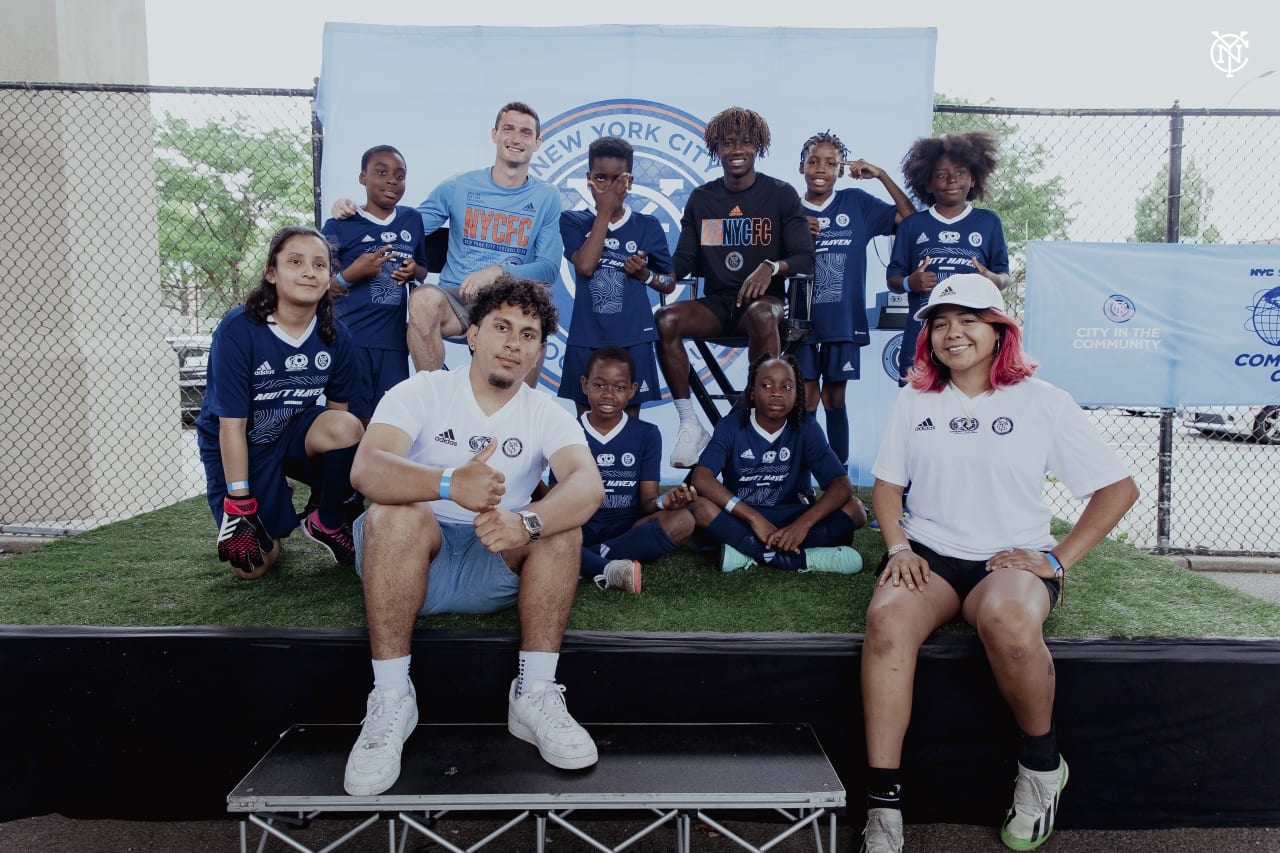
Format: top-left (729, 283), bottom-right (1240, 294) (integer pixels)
top-left (228, 723), bottom-right (843, 852)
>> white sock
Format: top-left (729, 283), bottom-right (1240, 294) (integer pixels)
top-left (517, 650), bottom-right (559, 695)
top-left (673, 398), bottom-right (695, 425)
top-left (371, 655), bottom-right (412, 699)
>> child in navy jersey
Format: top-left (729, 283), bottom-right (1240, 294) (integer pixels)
top-left (196, 226), bottom-right (365, 578)
top-left (887, 131), bottom-right (1010, 384)
top-left (549, 347), bottom-right (695, 593)
top-left (559, 137), bottom-right (674, 417)
top-left (321, 145), bottom-right (428, 422)
top-left (688, 353), bottom-right (867, 573)
top-left (797, 130), bottom-right (914, 465)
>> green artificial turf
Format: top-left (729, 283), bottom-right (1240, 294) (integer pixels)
top-left (2, 493), bottom-right (1278, 637)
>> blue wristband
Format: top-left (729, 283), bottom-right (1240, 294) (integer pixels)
top-left (439, 467), bottom-right (454, 501)
top-left (1043, 550), bottom-right (1064, 578)
top-left (227, 480), bottom-right (249, 493)
top-left (335, 272), bottom-right (349, 287)
top-left (724, 496), bottom-right (740, 514)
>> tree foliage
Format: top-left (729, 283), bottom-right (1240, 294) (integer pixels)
top-left (931, 95), bottom-right (1075, 302)
top-left (1129, 157), bottom-right (1220, 244)
top-left (155, 114), bottom-right (313, 322)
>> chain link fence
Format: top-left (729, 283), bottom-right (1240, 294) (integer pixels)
top-left (0, 84), bottom-right (1276, 553)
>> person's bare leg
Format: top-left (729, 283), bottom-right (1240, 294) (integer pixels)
top-left (963, 571), bottom-right (1055, 736)
top-left (862, 580), bottom-right (959, 768)
top-left (739, 297), bottom-right (783, 361)
top-left (510, 526), bottom-right (582, 652)
top-left (407, 286), bottom-right (465, 372)
top-left (361, 502), bottom-right (440, 659)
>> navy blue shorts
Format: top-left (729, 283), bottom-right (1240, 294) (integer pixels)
top-left (795, 341), bottom-right (861, 382)
top-left (558, 343), bottom-right (663, 407)
top-left (348, 346), bottom-right (412, 419)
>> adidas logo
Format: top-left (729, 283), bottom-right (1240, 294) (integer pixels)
top-left (938, 284), bottom-right (956, 297)
top-left (916, 232), bottom-right (929, 244)
top-left (254, 361), bottom-right (273, 375)
top-left (842, 361), bottom-right (855, 372)
top-left (361, 234), bottom-right (375, 242)
top-left (434, 429), bottom-right (457, 446)
top-left (728, 205), bottom-right (743, 217)
top-left (740, 448), bottom-right (755, 459)
top-left (914, 418), bottom-right (935, 431)
top-left (638, 380), bottom-right (649, 392)
top-left (522, 202), bottom-right (537, 213)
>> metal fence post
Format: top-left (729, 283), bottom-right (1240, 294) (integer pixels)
top-left (311, 78), bottom-right (323, 229)
top-left (1155, 101), bottom-right (1184, 554)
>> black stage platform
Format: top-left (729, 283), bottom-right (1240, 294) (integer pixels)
top-left (3, 627), bottom-right (1279, 830)
top-left (228, 723), bottom-right (843, 852)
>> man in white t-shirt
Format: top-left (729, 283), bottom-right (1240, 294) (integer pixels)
top-left (342, 275), bottom-right (605, 796)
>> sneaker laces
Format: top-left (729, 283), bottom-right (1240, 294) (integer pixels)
top-left (1011, 770), bottom-right (1053, 815)
top-left (357, 691), bottom-right (406, 750)
top-left (525, 683), bottom-right (575, 729)
top-left (863, 809), bottom-right (903, 852)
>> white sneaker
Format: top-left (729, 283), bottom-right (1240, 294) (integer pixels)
top-left (594, 559), bottom-right (641, 594)
top-left (507, 679), bottom-right (598, 770)
top-left (860, 807), bottom-right (904, 853)
top-left (1001, 757), bottom-right (1068, 851)
top-left (800, 545), bottom-right (864, 575)
top-left (669, 420), bottom-right (711, 468)
top-left (343, 684), bottom-right (418, 796)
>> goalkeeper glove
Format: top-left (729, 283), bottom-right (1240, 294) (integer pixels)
top-left (217, 495), bottom-right (273, 573)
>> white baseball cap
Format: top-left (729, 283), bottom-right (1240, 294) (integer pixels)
top-left (913, 273), bottom-right (1007, 320)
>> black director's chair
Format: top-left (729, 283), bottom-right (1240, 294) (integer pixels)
top-left (668, 274), bottom-right (814, 426)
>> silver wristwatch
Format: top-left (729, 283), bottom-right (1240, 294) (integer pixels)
top-left (518, 510), bottom-right (543, 542)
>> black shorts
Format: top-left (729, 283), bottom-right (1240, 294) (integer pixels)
top-left (876, 539), bottom-right (1059, 610)
top-left (697, 289), bottom-right (783, 336)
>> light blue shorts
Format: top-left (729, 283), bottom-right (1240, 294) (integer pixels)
top-left (353, 515), bottom-right (520, 615)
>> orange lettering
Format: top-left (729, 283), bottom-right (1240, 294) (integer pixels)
top-left (516, 217), bottom-right (531, 247)
top-left (464, 207), bottom-right (479, 238)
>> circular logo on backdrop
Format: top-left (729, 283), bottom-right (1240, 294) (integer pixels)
top-left (538, 100), bottom-right (721, 393)
top-left (1103, 294), bottom-right (1136, 324)
top-left (881, 334), bottom-right (904, 381)
top-left (1247, 286), bottom-right (1280, 347)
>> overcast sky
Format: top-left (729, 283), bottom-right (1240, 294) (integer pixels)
top-left (145, 0), bottom-right (1278, 109)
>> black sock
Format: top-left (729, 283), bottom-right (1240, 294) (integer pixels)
top-left (1019, 726), bottom-right (1059, 772)
top-left (867, 767), bottom-right (902, 812)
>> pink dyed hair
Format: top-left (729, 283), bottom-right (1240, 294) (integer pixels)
top-left (907, 308), bottom-right (1038, 392)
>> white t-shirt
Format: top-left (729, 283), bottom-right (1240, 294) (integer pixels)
top-left (370, 368), bottom-right (585, 523)
top-left (871, 377), bottom-right (1131, 560)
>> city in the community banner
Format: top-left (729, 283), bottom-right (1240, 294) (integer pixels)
top-left (1025, 241), bottom-right (1280, 406)
top-left (318, 23), bottom-right (936, 481)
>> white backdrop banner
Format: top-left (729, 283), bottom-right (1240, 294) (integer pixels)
top-left (318, 24), bottom-right (936, 482)
top-left (1025, 241), bottom-right (1280, 406)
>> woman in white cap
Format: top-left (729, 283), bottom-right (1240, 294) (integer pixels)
top-left (858, 273), bottom-right (1138, 853)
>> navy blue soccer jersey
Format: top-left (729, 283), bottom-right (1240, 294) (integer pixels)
top-left (196, 306), bottom-right (357, 447)
top-left (697, 413), bottom-right (845, 508)
top-left (554, 413), bottom-right (661, 525)
top-left (322, 206), bottom-right (427, 351)
top-left (803, 188), bottom-right (899, 344)
top-left (560, 207), bottom-right (672, 348)
top-left (887, 206), bottom-right (1010, 311)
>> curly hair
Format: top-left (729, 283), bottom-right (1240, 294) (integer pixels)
top-left (243, 226), bottom-right (339, 345)
top-left (799, 130), bottom-right (849, 174)
top-left (900, 131), bottom-right (999, 207)
top-left (469, 274), bottom-right (559, 344)
top-left (704, 106), bottom-right (771, 165)
top-left (741, 352), bottom-right (806, 431)
top-left (907, 308), bottom-right (1038, 392)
